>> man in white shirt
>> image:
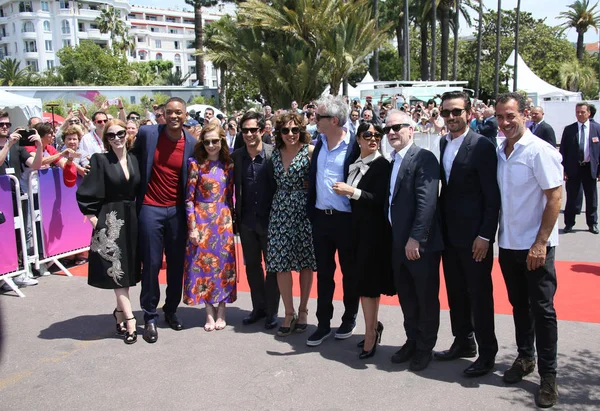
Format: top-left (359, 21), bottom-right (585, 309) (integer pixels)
top-left (79, 111), bottom-right (108, 160)
top-left (495, 92), bottom-right (563, 409)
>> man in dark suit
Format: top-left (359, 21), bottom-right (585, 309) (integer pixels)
top-left (559, 102), bottom-right (600, 234)
top-left (133, 97), bottom-right (197, 343)
top-left (306, 95), bottom-right (360, 347)
top-left (477, 107), bottom-right (498, 146)
top-left (231, 111), bottom-right (280, 329)
top-left (434, 91), bottom-right (500, 377)
top-left (385, 110), bottom-right (443, 371)
top-left (530, 107), bottom-right (556, 147)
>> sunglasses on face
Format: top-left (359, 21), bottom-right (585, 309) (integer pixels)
top-left (440, 108), bottom-right (466, 118)
top-left (228, 124), bottom-right (236, 129)
top-left (361, 131), bottom-right (382, 141)
top-left (106, 130), bottom-right (127, 140)
top-left (69, 119), bottom-right (81, 124)
top-left (95, 119), bottom-right (107, 124)
top-left (383, 123), bottom-right (411, 134)
top-left (241, 127), bottom-right (259, 134)
top-left (316, 114), bottom-right (333, 121)
top-left (155, 114), bottom-right (163, 119)
top-left (202, 138), bottom-right (221, 147)
top-left (129, 116), bottom-right (140, 121)
top-left (280, 127), bottom-right (300, 135)
top-left (0, 122), bottom-right (12, 128)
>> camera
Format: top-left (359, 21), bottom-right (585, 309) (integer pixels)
top-left (17, 129), bottom-right (37, 147)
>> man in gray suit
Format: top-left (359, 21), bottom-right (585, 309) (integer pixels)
top-left (231, 111), bottom-right (280, 329)
top-left (385, 110), bottom-right (444, 372)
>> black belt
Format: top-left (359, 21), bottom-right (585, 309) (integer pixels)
top-left (579, 161), bottom-right (590, 166)
top-left (316, 208), bottom-right (349, 215)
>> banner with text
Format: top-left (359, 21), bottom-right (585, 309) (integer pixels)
top-left (0, 175), bottom-right (18, 274)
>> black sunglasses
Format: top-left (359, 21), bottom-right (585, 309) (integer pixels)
top-left (0, 122), bottom-right (12, 128)
top-left (202, 138), bottom-right (221, 147)
top-left (95, 119), bottom-right (107, 124)
top-left (241, 127), bottom-right (259, 134)
top-left (106, 130), bottom-right (127, 140)
top-left (280, 127), bottom-right (300, 135)
top-left (383, 124), bottom-right (411, 134)
top-left (361, 131), bottom-right (382, 141)
top-left (128, 116), bottom-right (140, 121)
top-left (440, 108), bottom-right (466, 118)
top-left (316, 114), bottom-right (333, 121)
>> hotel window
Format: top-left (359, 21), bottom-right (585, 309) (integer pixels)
top-left (46, 60), bottom-right (54, 70)
top-left (61, 20), bottom-right (70, 35)
top-left (22, 21), bottom-right (34, 32)
top-left (155, 53), bottom-right (162, 60)
top-left (174, 41), bottom-right (180, 49)
top-left (19, 2), bottom-right (33, 13)
top-left (59, 0), bottom-right (69, 9)
top-left (62, 39), bottom-right (71, 47)
top-left (45, 40), bottom-right (52, 51)
top-left (155, 40), bottom-right (161, 48)
top-left (41, 1), bottom-right (49, 11)
top-left (174, 54), bottom-right (181, 64)
top-left (43, 21), bottom-right (50, 32)
top-left (25, 60), bottom-right (38, 72)
top-left (24, 40), bottom-right (37, 52)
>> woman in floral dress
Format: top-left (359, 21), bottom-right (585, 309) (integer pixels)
top-left (183, 123), bottom-right (236, 331)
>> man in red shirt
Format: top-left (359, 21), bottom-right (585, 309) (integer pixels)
top-left (133, 97), bottom-right (197, 343)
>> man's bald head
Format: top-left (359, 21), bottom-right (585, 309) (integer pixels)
top-left (530, 106), bottom-right (544, 124)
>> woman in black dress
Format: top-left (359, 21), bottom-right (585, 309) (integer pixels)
top-left (76, 119), bottom-right (141, 345)
top-left (332, 122), bottom-right (394, 359)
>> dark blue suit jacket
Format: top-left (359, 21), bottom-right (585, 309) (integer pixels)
top-left (132, 124), bottom-right (197, 211)
top-left (307, 131), bottom-right (360, 220)
top-left (560, 121), bottom-right (600, 179)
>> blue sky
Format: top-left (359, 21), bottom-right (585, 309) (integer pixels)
top-left (131, 0), bottom-right (589, 44)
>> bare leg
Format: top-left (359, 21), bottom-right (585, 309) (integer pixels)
top-left (298, 268), bottom-right (313, 325)
top-left (361, 296), bottom-right (380, 351)
top-left (277, 271), bottom-right (296, 327)
top-left (115, 288), bottom-right (136, 342)
top-left (215, 301), bottom-right (227, 330)
top-left (204, 303), bottom-right (216, 332)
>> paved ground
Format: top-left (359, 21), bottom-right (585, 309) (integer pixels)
top-left (1, 186), bottom-right (599, 410)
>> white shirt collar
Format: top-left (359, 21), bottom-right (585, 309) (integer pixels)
top-left (445, 128), bottom-right (469, 143)
top-left (355, 150), bottom-right (380, 164)
top-left (392, 141), bottom-right (413, 161)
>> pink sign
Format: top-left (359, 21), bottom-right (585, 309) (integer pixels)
top-left (0, 176), bottom-right (19, 274)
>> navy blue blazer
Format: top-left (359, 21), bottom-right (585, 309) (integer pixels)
top-left (132, 124), bottom-right (197, 211)
top-left (560, 121), bottom-right (600, 179)
top-left (307, 131), bottom-right (360, 220)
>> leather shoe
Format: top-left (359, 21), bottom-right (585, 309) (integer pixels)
top-left (463, 356), bottom-right (495, 377)
top-left (165, 312), bottom-right (183, 331)
top-left (409, 350), bottom-right (432, 371)
top-left (391, 341), bottom-right (416, 364)
top-left (563, 225), bottom-right (573, 233)
top-left (589, 224), bottom-right (599, 234)
top-left (264, 314), bottom-right (278, 330)
top-left (434, 339), bottom-right (477, 361)
top-left (242, 309), bottom-right (267, 325)
top-left (143, 322), bottom-right (158, 344)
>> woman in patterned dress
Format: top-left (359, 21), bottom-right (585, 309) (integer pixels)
top-left (267, 113), bottom-right (316, 337)
top-left (183, 123), bottom-right (236, 331)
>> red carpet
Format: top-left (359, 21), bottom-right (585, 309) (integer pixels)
top-left (63, 243), bottom-right (600, 324)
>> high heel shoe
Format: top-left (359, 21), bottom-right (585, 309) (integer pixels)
top-left (359, 324), bottom-right (383, 359)
top-left (295, 309), bottom-right (309, 333)
top-left (357, 321), bottom-right (384, 348)
top-left (277, 312), bottom-right (297, 337)
top-left (113, 308), bottom-right (126, 335)
top-left (124, 317), bottom-right (137, 345)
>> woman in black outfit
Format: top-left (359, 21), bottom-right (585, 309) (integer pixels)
top-left (76, 119), bottom-right (141, 345)
top-left (332, 122), bottom-right (395, 359)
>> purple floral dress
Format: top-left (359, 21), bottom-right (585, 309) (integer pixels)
top-left (183, 158), bottom-right (237, 305)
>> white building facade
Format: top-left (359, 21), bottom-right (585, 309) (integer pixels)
top-left (0, 0), bottom-right (233, 86)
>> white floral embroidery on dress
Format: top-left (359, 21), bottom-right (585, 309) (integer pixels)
top-left (91, 210), bottom-right (125, 286)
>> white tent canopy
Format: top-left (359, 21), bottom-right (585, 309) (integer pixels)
top-left (0, 89), bottom-right (43, 127)
top-left (505, 51), bottom-right (581, 102)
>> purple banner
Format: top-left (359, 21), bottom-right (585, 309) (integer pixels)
top-left (0, 175), bottom-right (19, 274)
top-left (38, 168), bottom-right (91, 257)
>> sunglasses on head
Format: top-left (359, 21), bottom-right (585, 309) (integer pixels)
top-left (241, 127), bottom-right (259, 134)
top-left (0, 122), bottom-right (12, 128)
top-left (383, 123), bottom-right (411, 134)
top-left (440, 108), bottom-right (466, 118)
top-left (316, 114), bottom-right (333, 121)
top-left (106, 130), bottom-right (127, 140)
top-left (361, 131), bottom-right (382, 141)
top-left (280, 127), bottom-right (300, 135)
top-left (202, 138), bottom-right (221, 147)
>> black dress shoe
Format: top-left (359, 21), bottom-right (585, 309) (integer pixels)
top-left (264, 314), bottom-right (278, 330)
top-left (589, 224), bottom-right (599, 234)
top-left (434, 339), bottom-right (477, 361)
top-left (143, 322), bottom-right (158, 344)
top-left (165, 312), bottom-right (183, 331)
top-left (391, 341), bottom-right (416, 364)
top-left (563, 225), bottom-right (573, 233)
top-left (409, 350), bottom-right (432, 371)
top-left (463, 356), bottom-right (495, 377)
top-left (242, 310), bottom-right (267, 325)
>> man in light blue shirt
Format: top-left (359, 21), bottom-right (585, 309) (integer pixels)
top-left (306, 95), bottom-right (360, 347)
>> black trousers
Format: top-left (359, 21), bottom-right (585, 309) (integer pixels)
top-left (393, 252), bottom-right (441, 352)
top-left (313, 211), bottom-right (359, 328)
top-left (139, 204), bottom-right (186, 323)
top-left (564, 163), bottom-right (598, 227)
top-left (239, 221), bottom-right (280, 316)
top-left (442, 245), bottom-right (498, 358)
top-left (499, 247), bottom-right (558, 376)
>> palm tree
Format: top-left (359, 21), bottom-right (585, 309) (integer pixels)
top-left (96, 6), bottom-right (131, 53)
top-left (0, 58), bottom-right (30, 86)
top-left (513, 0), bottom-right (521, 91)
top-left (559, 0), bottom-right (600, 61)
top-left (431, 0), bottom-right (437, 80)
top-left (184, 0), bottom-right (219, 86)
top-left (474, 0), bottom-right (483, 98)
top-left (559, 59), bottom-right (598, 94)
top-left (452, 0), bottom-right (460, 80)
top-left (494, 1), bottom-right (501, 98)
top-left (372, 0), bottom-right (379, 81)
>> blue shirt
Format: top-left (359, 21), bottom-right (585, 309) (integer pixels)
top-left (315, 132), bottom-right (351, 212)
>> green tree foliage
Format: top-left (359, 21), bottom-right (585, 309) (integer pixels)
top-left (559, 59), bottom-right (598, 98)
top-left (56, 41), bottom-right (131, 85)
top-left (96, 5), bottom-right (133, 54)
top-left (0, 58), bottom-right (31, 86)
top-left (559, 0), bottom-right (600, 61)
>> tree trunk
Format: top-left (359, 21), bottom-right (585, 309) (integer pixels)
top-left (219, 64), bottom-right (226, 112)
top-left (452, 0), bottom-right (460, 81)
top-left (420, 21), bottom-right (429, 80)
top-left (343, 79), bottom-right (348, 96)
top-left (404, 0), bottom-right (411, 80)
top-left (513, 0), bottom-right (521, 92)
top-left (577, 31), bottom-right (584, 61)
top-left (430, 0), bottom-right (437, 81)
top-left (440, 6), bottom-right (450, 80)
top-left (194, 2), bottom-right (205, 86)
top-left (372, 0), bottom-right (379, 81)
top-left (474, 0), bottom-right (483, 98)
top-left (493, 0), bottom-right (501, 98)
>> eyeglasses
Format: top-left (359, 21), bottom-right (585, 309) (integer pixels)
top-left (0, 122), bottom-right (12, 128)
top-left (241, 127), bottom-right (259, 134)
top-left (95, 119), bottom-right (107, 124)
top-left (440, 108), bottom-right (466, 118)
top-left (383, 123), bottom-right (411, 134)
top-left (69, 119), bottom-right (81, 124)
top-left (228, 124), bottom-right (235, 129)
top-left (361, 131), bottom-right (382, 141)
top-left (128, 116), bottom-right (140, 121)
top-left (106, 130), bottom-right (127, 140)
top-left (202, 139), bottom-right (221, 147)
top-left (316, 114), bottom-right (333, 121)
top-left (280, 127), bottom-right (300, 135)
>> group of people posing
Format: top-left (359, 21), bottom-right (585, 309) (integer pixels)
top-left (74, 91), bottom-right (564, 409)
